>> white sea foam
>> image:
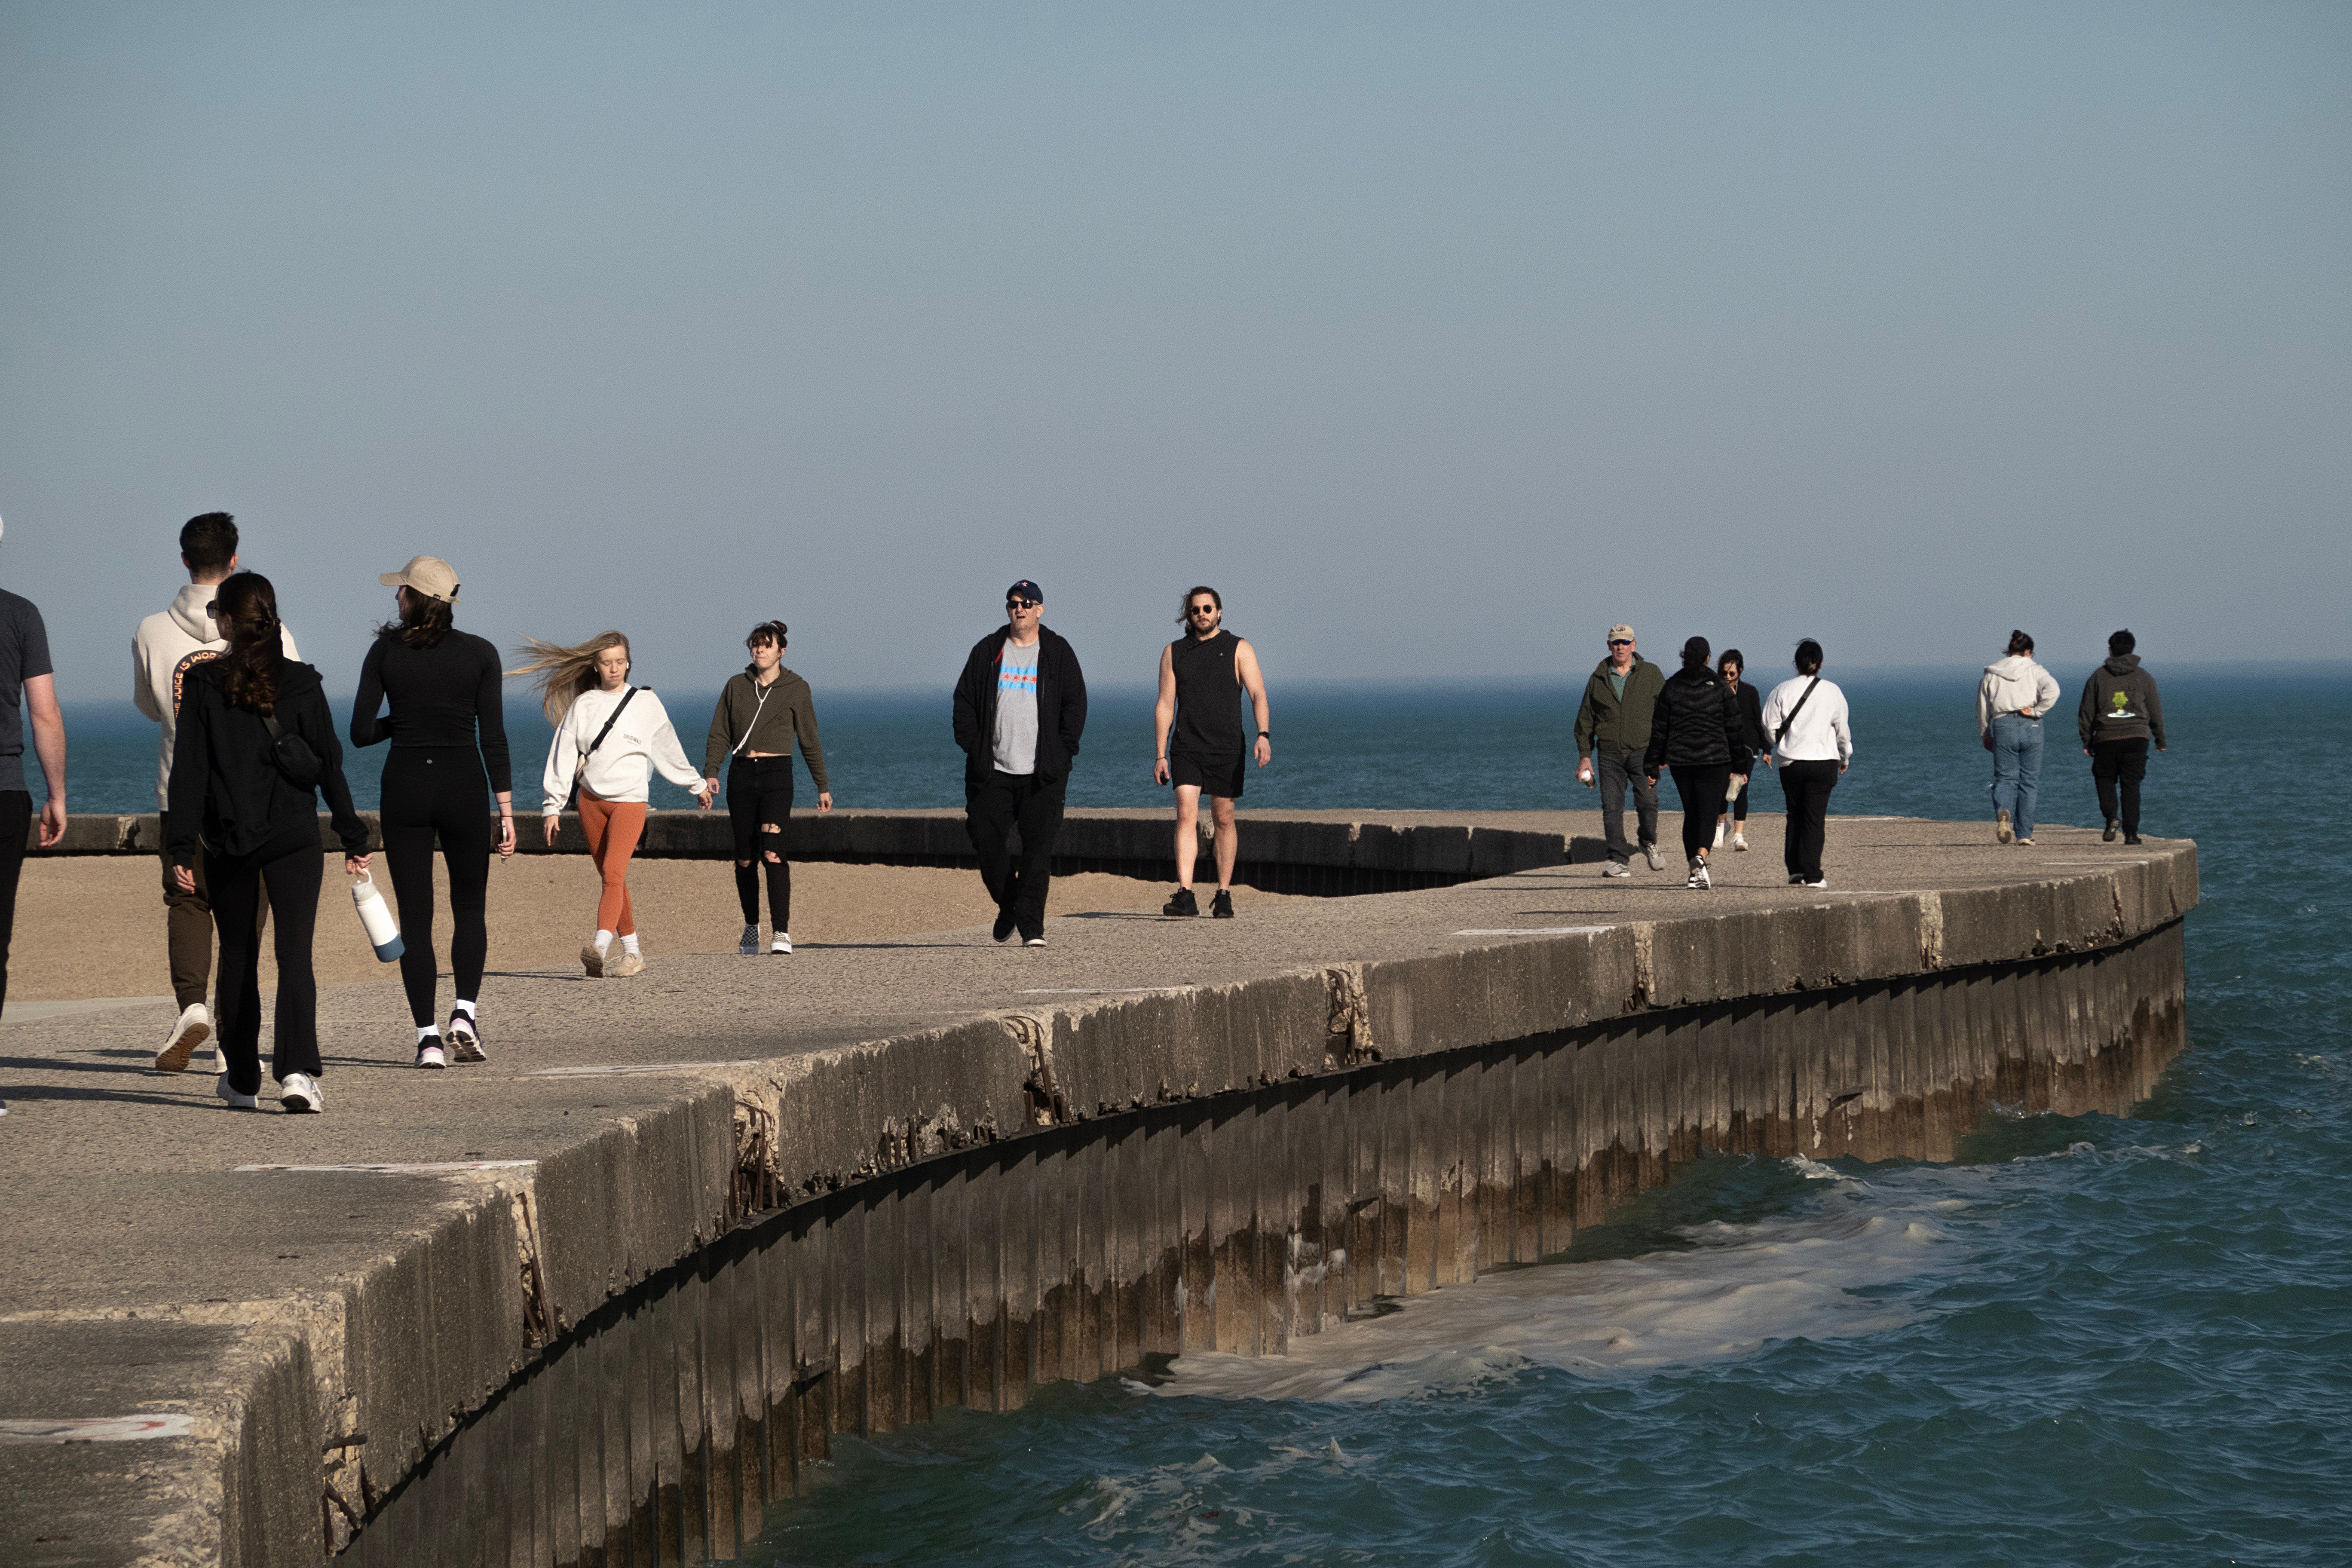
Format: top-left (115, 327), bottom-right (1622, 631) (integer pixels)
top-left (1151, 1160), bottom-right (1954, 1403)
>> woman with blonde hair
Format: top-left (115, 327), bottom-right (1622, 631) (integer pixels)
top-left (511, 631), bottom-right (710, 977)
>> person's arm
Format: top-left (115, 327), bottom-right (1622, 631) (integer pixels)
top-left (131, 632), bottom-right (164, 721)
top-left (703, 680), bottom-right (736, 787)
top-left (1642, 688), bottom-right (1670, 778)
top-left (306, 683), bottom-right (371, 870)
top-left (349, 639), bottom-right (389, 747)
top-left (164, 684), bottom-right (210, 871)
top-left (2145, 676), bottom-right (2165, 750)
top-left (2032, 664), bottom-right (2060, 719)
top-left (1833, 690), bottom-right (1853, 768)
top-left (1152, 645), bottom-right (1176, 785)
top-left (1757, 684), bottom-right (1785, 766)
top-left (472, 642), bottom-right (515, 855)
top-left (1060, 643), bottom-right (1087, 760)
top-left (792, 683), bottom-right (832, 809)
top-left (950, 644), bottom-right (984, 756)
top-left (1977, 674), bottom-right (1994, 738)
top-left (24, 673), bottom-right (65, 847)
top-left (2076, 674), bottom-right (2097, 752)
top-left (1237, 639), bottom-right (1272, 768)
top-left (1572, 678), bottom-right (1596, 764)
top-left (644, 698), bottom-right (710, 795)
top-left (542, 701), bottom-right (579, 821)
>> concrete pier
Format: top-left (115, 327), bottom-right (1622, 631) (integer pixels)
top-left (0, 809), bottom-right (2196, 1566)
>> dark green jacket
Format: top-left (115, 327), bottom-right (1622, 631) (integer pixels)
top-left (1574, 655), bottom-right (1664, 759)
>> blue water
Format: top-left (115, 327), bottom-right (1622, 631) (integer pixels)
top-left (37, 671), bottom-right (2352, 1563)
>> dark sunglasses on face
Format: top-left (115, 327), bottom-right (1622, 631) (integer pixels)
top-left (1608, 639), bottom-right (1632, 648)
top-left (1189, 605), bottom-right (1217, 615)
top-left (1007, 598), bottom-right (1039, 610)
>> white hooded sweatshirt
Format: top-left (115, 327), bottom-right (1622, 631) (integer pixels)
top-left (1976, 655), bottom-right (2061, 736)
top-left (131, 583), bottom-right (299, 811)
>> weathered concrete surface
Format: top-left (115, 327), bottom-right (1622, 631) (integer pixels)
top-left (0, 808), bottom-right (2195, 1565)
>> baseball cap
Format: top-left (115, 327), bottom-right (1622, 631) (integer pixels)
top-left (1607, 623), bottom-right (1635, 643)
top-left (380, 555), bottom-right (461, 604)
top-left (1006, 579), bottom-right (1044, 605)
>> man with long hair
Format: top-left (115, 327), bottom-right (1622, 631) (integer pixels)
top-left (1152, 586), bottom-right (1271, 919)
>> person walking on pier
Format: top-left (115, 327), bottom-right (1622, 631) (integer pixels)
top-left (1574, 624), bottom-right (1665, 878)
top-left (0, 517), bottom-right (66, 1030)
top-left (517, 632), bottom-right (711, 976)
top-left (1758, 639), bottom-right (1851, 888)
top-left (2077, 629), bottom-right (2165, 845)
top-left (703, 621), bottom-right (832, 957)
top-left (351, 557), bottom-right (514, 1068)
top-left (165, 573), bottom-right (369, 1112)
top-left (1978, 629), bottom-right (2060, 845)
top-left (1153, 587), bottom-right (1271, 919)
top-left (1643, 636), bottom-right (1749, 890)
top-left (1713, 648), bottom-right (1764, 853)
top-left (132, 512), bottom-right (300, 1073)
top-left (952, 579), bottom-right (1087, 946)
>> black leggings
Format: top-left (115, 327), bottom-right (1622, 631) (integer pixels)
top-left (209, 824), bottom-right (324, 1095)
top-left (1668, 765), bottom-right (1731, 862)
top-left (729, 756), bottom-right (794, 931)
top-left (380, 747), bottom-right (493, 1026)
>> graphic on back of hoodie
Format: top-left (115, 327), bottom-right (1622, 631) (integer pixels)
top-left (171, 649), bottom-right (225, 715)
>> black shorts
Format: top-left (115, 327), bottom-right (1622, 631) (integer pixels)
top-left (1169, 750), bottom-right (1245, 799)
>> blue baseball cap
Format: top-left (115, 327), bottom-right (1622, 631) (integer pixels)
top-left (1006, 579), bottom-right (1043, 605)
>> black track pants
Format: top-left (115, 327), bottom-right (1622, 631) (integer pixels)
top-left (0, 791), bottom-right (26, 1020)
top-left (1668, 765), bottom-right (1731, 863)
top-left (208, 824), bottom-right (325, 1095)
top-left (1778, 759), bottom-right (1840, 881)
top-left (966, 770), bottom-right (1066, 934)
top-left (380, 747), bottom-right (493, 1026)
top-left (728, 756), bottom-right (795, 931)
top-left (2092, 738), bottom-right (2150, 834)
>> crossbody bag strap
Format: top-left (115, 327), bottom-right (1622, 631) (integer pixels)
top-left (729, 678), bottom-right (776, 759)
top-left (579, 687), bottom-right (640, 765)
top-left (1772, 677), bottom-right (1821, 747)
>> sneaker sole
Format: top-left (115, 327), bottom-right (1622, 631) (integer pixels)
top-left (155, 1020), bottom-right (211, 1074)
top-left (282, 1094), bottom-right (318, 1113)
top-left (450, 1037), bottom-right (487, 1063)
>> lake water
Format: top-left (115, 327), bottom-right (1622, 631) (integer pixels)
top-left (35, 668), bottom-right (2352, 1564)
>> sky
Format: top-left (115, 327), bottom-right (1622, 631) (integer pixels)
top-left (2, 2), bottom-right (2346, 703)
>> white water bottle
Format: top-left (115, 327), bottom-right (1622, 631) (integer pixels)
top-left (352, 871), bottom-right (404, 962)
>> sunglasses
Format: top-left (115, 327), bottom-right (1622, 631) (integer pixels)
top-left (1189, 604), bottom-right (1218, 615)
top-left (1006, 598), bottom-right (1040, 610)
top-left (1608, 639), bottom-right (1632, 648)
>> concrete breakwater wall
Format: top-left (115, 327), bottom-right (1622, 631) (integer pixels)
top-left (338, 924), bottom-right (2187, 1568)
top-left (1, 813), bottom-right (2196, 1567)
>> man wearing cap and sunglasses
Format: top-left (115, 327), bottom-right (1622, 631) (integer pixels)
top-left (1574, 624), bottom-right (1666, 878)
top-left (952, 580), bottom-right (1088, 946)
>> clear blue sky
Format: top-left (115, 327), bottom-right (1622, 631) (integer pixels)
top-left (3, 2), bottom-right (2345, 701)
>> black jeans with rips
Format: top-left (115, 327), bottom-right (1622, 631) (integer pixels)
top-left (966, 770), bottom-right (1067, 937)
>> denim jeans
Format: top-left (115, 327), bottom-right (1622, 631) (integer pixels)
top-left (1988, 712), bottom-right (2045, 839)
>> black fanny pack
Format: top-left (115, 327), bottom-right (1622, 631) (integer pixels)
top-left (261, 714), bottom-right (325, 789)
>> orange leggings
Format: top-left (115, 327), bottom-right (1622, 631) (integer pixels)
top-left (576, 793), bottom-right (646, 936)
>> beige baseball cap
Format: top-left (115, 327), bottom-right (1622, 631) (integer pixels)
top-left (380, 555), bottom-right (460, 604)
top-left (1607, 623), bottom-right (1635, 643)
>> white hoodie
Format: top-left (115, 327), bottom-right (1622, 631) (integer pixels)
top-left (541, 686), bottom-right (705, 814)
top-left (131, 583), bottom-right (299, 811)
top-left (1976, 655), bottom-right (2060, 735)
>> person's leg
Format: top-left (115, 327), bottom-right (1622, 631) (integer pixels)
top-left (2014, 720), bottom-right (2043, 840)
top-left (1011, 776), bottom-right (1066, 934)
top-left (577, 793), bottom-right (617, 936)
top-left (1669, 767), bottom-right (1704, 863)
top-left (1629, 755), bottom-right (1660, 851)
top-left (754, 765), bottom-right (794, 936)
top-left (1595, 752), bottom-right (1631, 864)
top-left (2117, 738), bottom-right (2149, 835)
top-left (965, 774), bottom-right (1019, 913)
top-left (438, 778), bottom-right (494, 1006)
top-left (600, 802), bottom-right (645, 938)
top-left (1173, 784), bottom-right (1202, 888)
top-left (1210, 794), bottom-right (1239, 890)
top-left (260, 838), bottom-right (324, 1084)
top-left (379, 788), bottom-right (442, 1027)
top-left (1990, 717), bottom-right (2020, 831)
top-left (0, 793), bottom-right (26, 1020)
top-left (2092, 743), bottom-right (2122, 829)
top-left (728, 760), bottom-right (763, 925)
top-left (162, 844), bottom-right (214, 1011)
top-left (1798, 763), bottom-right (1836, 881)
top-left (205, 845), bottom-right (267, 1096)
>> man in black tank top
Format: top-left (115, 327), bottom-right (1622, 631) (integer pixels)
top-left (1152, 586), bottom-right (1271, 918)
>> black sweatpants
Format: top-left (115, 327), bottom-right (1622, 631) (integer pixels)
top-left (1778, 759), bottom-right (1841, 882)
top-left (380, 747), bottom-right (493, 1026)
top-left (0, 791), bottom-right (27, 1020)
top-left (2092, 738), bottom-right (2150, 834)
top-left (208, 824), bottom-right (325, 1095)
top-left (966, 770), bottom-right (1066, 935)
top-left (728, 756), bottom-right (795, 931)
top-left (1667, 766), bottom-right (1731, 863)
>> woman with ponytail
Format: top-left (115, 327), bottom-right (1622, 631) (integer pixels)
top-left (165, 573), bottom-right (370, 1112)
top-left (511, 631), bottom-right (710, 977)
top-left (1977, 629), bottom-right (2060, 845)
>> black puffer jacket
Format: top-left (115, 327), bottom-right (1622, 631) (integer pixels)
top-left (1644, 665), bottom-right (1752, 773)
top-left (167, 656), bottom-right (369, 864)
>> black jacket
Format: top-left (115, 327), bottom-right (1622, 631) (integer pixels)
top-left (2076, 655), bottom-right (2165, 749)
top-left (1729, 680), bottom-right (1766, 755)
top-left (167, 656), bottom-right (369, 864)
top-left (952, 626), bottom-right (1087, 785)
top-left (1644, 665), bottom-right (1753, 773)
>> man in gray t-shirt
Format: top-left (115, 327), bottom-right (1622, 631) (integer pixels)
top-left (951, 579), bottom-right (1088, 946)
top-left (991, 638), bottom-right (1041, 774)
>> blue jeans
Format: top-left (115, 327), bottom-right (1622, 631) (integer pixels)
top-left (1988, 713), bottom-right (2044, 839)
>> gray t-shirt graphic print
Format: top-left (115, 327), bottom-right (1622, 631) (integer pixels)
top-left (991, 640), bottom-right (1041, 775)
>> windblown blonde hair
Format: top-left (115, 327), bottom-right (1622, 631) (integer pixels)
top-left (508, 631), bottom-right (632, 725)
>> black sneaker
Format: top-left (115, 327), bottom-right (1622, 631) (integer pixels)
top-left (992, 908), bottom-right (1018, 943)
top-left (1789, 874), bottom-right (1806, 885)
top-left (2123, 833), bottom-right (2142, 846)
top-left (447, 1012), bottom-right (486, 1063)
top-left (1210, 889), bottom-right (1234, 919)
top-left (1162, 886), bottom-right (1199, 918)
top-left (2104, 819), bottom-right (2120, 842)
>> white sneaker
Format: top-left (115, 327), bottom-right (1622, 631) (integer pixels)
top-left (155, 1003), bottom-right (213, 1073)
top-left (1804, 876), bottom-right (1828, 888)
top-left (738, 923), bottom-right (762, 957)
top-left (215, 1076), bottom-right (259, 1110)
top-left (1732, 832), bottom-right (1749, 852)
top-left (770, 933), bottom-right (792, 955)
top-left (415, 1040), bottom-right (447, 1069)
top-left (1603, 861), bottom-right (1632, 879)
top-left (279, 1073), bottom-right (323, 1113)
top-left (1712, 820), bottom-right (1726, 849)
top-left (1687, 859), bottom-right (1711, 890)
top-left (446, 1011), bottom-right (486, 1063)
top-left (1643, 844), bottom-right (1666, 872)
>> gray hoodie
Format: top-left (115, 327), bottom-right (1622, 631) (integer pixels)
top-left (132, 582), bottom-right (298, 811)
top-left (1977, 654), bottom-right (2061, 735)
top-left (2076, 654), bottom-right (2165, 749)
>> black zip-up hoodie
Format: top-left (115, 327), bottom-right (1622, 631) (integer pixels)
top-left (167, 655), bottom-right (369, 864)
top-left (2076, 654), bottom-right (2165, 749)
top-left (952, 626), bottom-right (1088, 787)
top-left (1643, 664), bottom-right (1753, 774)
